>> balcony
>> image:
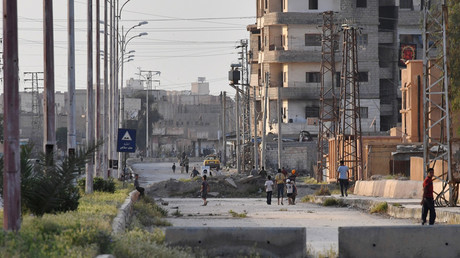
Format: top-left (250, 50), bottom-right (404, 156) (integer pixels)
top-left (267, 83), bottom-right (321, 100)
top-left (262, 12), bottom-right (322, 26)
top-left (262, 49), bottom-right (322, 63)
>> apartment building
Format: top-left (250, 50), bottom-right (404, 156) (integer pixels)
top-left (249, 0), bottom-right (423, 135)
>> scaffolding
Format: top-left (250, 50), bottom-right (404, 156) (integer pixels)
top-left (422, 0), bottom-right (458, 206)
top-left (317, 11), bottom-right (338, 181)
top-left (336, 24), bottom-right (363, 181)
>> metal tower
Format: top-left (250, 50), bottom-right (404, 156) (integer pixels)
top-left (317, 11), bottom-right (338, 181)
top-left (24, 72), bottom-right (44, 135)
top-left (238, 39), bottom-right (252, 172)
top-left (336, 24), bottom-right (363, 181)
top-left (422, 0), bottom-right (457, 206)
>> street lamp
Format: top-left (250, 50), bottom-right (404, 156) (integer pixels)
top-left (118, 21), bottom-right (148, 177)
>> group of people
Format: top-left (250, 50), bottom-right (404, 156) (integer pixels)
top-left (264, 168), bottom-right (298, 205)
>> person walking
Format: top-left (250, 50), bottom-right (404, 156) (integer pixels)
top-left (275, 168), bottom-right (286, 205)
top-left (258, 166), bottom-right (267, 178)
top-left (264, 175), bottom-right (274, 205)
top-left (172, 163), bottom-right (176, 173)
top-left (134, 174), bottom-right (145, 198)
top-left (337, 160), bottom-right (350, 197)
top-left (201, 175), bottom-right (210, 206)
top-left (421, 168), bottom-right (436, 225)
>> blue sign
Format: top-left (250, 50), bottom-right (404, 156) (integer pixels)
top-left (117, 129), bottom-right (136, 153)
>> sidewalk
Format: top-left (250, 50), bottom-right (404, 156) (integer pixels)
top-left (313, 194), bottom-right (460, 224)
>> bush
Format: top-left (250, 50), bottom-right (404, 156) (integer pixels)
top-left (79, 177), bottom-right (116, 193)
top-left (370, 202), bottom-right (388, 214)
top-left (131, 196), bottom-right (171, 227)
top-left (323, 198), bottom-right (338, 206)
top-left (315, 185), bottom-right (331, 196)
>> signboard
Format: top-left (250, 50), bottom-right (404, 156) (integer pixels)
top-left (117, 129), bottom-right (137, 153)
top-left (399, 43), bottom-right (417, 67)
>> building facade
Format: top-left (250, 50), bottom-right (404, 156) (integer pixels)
top-left (249, 0), bottom-right (423, 136)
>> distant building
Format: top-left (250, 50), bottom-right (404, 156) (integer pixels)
top-left (191, 77), bottom-right (210, 95)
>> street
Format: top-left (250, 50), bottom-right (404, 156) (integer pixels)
top-left (132, 162), bottom-right (419, 256)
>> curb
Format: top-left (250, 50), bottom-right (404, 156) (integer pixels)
top-left (112, 190), bottom-right (140, 234)
top-left (312, 195), bottom-right (460, 224)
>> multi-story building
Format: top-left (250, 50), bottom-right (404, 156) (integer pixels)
top-left (249, 0), bottom-right (423, 136)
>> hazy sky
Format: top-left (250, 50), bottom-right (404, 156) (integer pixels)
top-left (8, 0), bottom-right (255, 97)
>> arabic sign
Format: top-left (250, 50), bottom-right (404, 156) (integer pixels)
top-left (117, 129), bottom-right (136, 153)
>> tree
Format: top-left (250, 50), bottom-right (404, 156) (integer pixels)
top-left (448, 1), bottom-right (460, 132)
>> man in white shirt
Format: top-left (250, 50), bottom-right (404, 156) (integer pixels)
top-left (264, 175), bottom-right (274, 205)
top-left (337, 160), bottom-right (350, 197)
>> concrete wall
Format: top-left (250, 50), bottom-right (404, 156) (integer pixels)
top-left (339, 225), bottom-right (460, 258)
top-left (165, 227), bottom-right (306, 258)
top-left (410, 156), bottom-right (447, 181)
top-left (265, 141), bottom-right (316, 174)
top-left (353, 179), bottom-right (446, 199)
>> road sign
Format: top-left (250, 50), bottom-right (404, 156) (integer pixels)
top-left (117, 129), bottom-right (136, 153)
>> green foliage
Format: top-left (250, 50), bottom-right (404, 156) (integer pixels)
top-left (112, 228), bottom-right (193, 258)
top-left (0, 144), bottom-right (95, 216)
top-left (449, 0), bottom-right (460, 113)
top-left (78, 177), bottom-right (116, 193)
top-left (131, 196), bottom-right (171, 227)
top-left (314, 185), bottom-right (331, 196)
top-left (0, 187), bottom-right (130, 257)
top-left (370, 202), bottom-right (388, 214)
top-left (323, 198), bottom-right (338, 206)
top-left (229, 210), bottom-right (247, 218)
top-left (300, 195), bottom-right (313, 203)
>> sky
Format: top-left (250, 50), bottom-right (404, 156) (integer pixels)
top-left (7, 0), bottom-right (255, 97)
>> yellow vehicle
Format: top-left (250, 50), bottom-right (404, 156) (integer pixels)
top-left (203, 154), bottom-right (220, 170)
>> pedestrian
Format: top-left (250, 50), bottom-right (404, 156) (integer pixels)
top-left (337, 160), bottom-right (350, 197)
top-left (191, 167), bottom-right (199, 178)
top-left (258, 166), bottom-right (267, 178)
top-left (264, 175), bottom-right (274, 205)
top-left (275, 168), bottom-right (286, 205)
top-left (288, 169), bottom-right (297, 182)
top-left (421, 168), bottom-right (436, 225)
top-left (286, 179), bottom-right (295, 205)
top-left (172, 163), bottom-right (176, 173)
top-left (281, 167), bottom-right (287, 177)
top-left (201, 175), bottom-right (209, 206)
top-left (134, 174), bottom-right (145, 198)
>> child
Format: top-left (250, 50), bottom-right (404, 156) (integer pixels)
top-left (286, 179), bottom-right (296, 205)
top-left (264, 175), bottom-right (274, 205)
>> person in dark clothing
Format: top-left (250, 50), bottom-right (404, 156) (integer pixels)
top-left (337, 160), bottom-right (350, 197)
top-left (191, 167), bottom-right (199, 178)
top-left (134, 174), bottom-right (144, 198)
top-left (258, 166), bottom-right (267, 178)
top-left (201, 175), bottom-right (209, 206)
top-left (172, 163), bottom-right (176, 173)
top-left (421, 168), bottom-right (436, 225)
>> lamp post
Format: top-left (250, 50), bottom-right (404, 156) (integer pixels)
top-left (118, 23), bottom-right (147, 178)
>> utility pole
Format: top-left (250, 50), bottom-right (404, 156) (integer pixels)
top-left (3, 0), bottom-right (21, 231)
top-left (236, 89), bottom-right (241, 173)
top-left (102, 0), bottom-right (109, 179)
top-left (253, 85), bottom-right (258, 171)
top-left (317, 11), bottom-right (337, 182)
top-left (261, 72), bottom-right (269, 169)
top-left (67, 0), bottom-right (76, 157)
top-left (336, 24), bottom-right (363, 181)
top-left (109, 0), bottom-right (115, 177)
top-left (223, 91), bottom-right (227, 166)
top-left (95, 0), bottom-right (101, 176)
top-left (277, 84), bottom-right (282, 169)
top-left (85, 0), bottom-right (94, 193)
top-left (43, 0), bottom-right (56, 156)
top-left (422, 0), bottom-right (456, 206)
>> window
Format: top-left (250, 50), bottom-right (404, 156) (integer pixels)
top-left (356, 0), bottom-right (367, 8)
top-left (400, 0), bottom-right (413, 9)
top-left (257, 36), bottom-right (261, 51)
top-left (357, 34), bottom-right (368, 50)
top-left (357, 72), bottom-right (368, 82)
top-left (360, 107), bottom-right (369, 119)
top-left (305, 34), bottom-right (321, 46)
top-left (305, 106), bottom-right (320, 118)
top-left (309, 0), bottom-right (318, 10)
top-left (283, 72), bottom-right (286, 83)
top-left (306, 72), bottom-right (321, 83)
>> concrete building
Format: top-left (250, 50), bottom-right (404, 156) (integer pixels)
top-left (248, 0), bottom-right (423, 136)
top-left (191, 77), bottom-right (210, 95)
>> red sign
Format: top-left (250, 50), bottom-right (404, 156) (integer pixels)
top-left (399, 44), bottom-right (417, 66)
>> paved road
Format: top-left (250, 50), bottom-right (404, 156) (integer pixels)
top-left (132, 162), bottom-right (419, 256)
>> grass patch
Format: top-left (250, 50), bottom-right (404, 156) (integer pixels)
top-left (370, 202), bottom-right (388, 214)
top-left (391, 203), bottom-right (403, 207)
top-left (315, 185), bottom-right (331, 196)
top-left (300, 195), bottom-right (314, 203)
top-left (178, 178), bottom-right (192, 183)
top-left (229, 210), bottom-right (247, 218)
top-left (131, 196), bottom-right (171, 227)
top-left (330, 189), bottom-right (342, 195)
top-left (279, 208), bottom-right (288, 211)
top-left (322, 198), bottom-right (346, 207)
